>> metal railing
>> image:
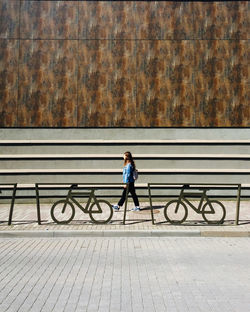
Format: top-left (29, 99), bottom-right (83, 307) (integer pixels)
top-left (1, 182), bottom-right (245, 226)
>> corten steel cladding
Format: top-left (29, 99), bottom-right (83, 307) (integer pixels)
top-left (0, 1), bottom-right (249, 127)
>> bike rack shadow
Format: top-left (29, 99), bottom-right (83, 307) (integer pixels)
top-left (42, 218), bottom-right (152, 226)
top-left (0, 219), bottom-right (40, 226)
top-left (156, 220), bottom-right (236, 226)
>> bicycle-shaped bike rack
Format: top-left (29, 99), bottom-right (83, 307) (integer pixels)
top-left (35, 183), bottom-right (131, 225)
top-left (148, 183), bottom-right (242, 225)
top-left (164, 185), bottom-right (226, 225)
top-left (50, 184), bottom-right (113, 224)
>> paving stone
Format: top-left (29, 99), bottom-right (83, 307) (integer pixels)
top-left (0, 237), bottom-right (250, 311)
top-left (0, 201), bottom-right (250, 236)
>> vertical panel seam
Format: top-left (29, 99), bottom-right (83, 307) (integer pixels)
top-left (135, 39), bottom-right (138, 128)
top-left (135, 1), bottom-right (138, 128)
top-left (191, 1), bottom-right (196, 126)
top-left (76, 0), bottom-right (79, 127)
top-left (17, 0), bottom-right (21, 126)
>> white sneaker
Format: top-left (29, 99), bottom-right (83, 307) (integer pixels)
top-left (132, 206), bottom-right (140, 211)
top-left (112, 205), bottom-right (120, 211)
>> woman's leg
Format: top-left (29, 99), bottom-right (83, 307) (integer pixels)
top-left (117, 183), bottom-right (139, 208)
top-left (118, 188), bottom-right (127, 207)
top-left (129, 183), bottom-right (139, 207)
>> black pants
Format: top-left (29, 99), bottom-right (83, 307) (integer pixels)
top-left (118, 182), bottom-right (139, 207)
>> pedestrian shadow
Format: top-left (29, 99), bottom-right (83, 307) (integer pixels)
top-left (119, 219), bottom-right (152, 225)
top-left (237, 220), bottom-right (250, 225)
top-left (142, 205), bottom-right (165, 210)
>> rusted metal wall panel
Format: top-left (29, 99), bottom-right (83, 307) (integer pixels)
top-left (0, 1), bottom-right (249, 127)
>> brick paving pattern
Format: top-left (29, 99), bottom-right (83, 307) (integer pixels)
top-left (0, 237), bottom-right (250, 312)
top-left (0, 200), bottom-right (250, 234)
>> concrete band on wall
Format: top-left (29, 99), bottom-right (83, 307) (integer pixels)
top-left (0, 1), bottom-right (249, 127)
top-left (1, 127), bottom-right (250, 176)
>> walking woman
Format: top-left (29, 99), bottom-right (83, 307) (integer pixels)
top-left (113, 151), bottom-right (140, 211)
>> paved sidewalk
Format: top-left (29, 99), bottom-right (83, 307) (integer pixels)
top-left (0, 237), bottom-right (250, 312)
top-left (0, 200), bottom-right (250, 237)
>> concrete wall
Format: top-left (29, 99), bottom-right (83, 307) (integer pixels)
top-left (1, 128), bottom-right (250, 202)
top-left (1, 128), bottom-right (250, 140)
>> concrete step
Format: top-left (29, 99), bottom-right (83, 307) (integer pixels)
top-left (2, 139), bottom-right (250, 144)
top-left (1, 158), bottom-right (249, 170)
top-left (1, 128), bottom-right (250, 140)
top-left (2, 175), bottom-right (249, 184)
top-left (2, 144), bottom-right (250, 154)
top-left (1, 168), bottom-right (250, 184)
top-left (2, 168), bottom-right (250, 173)
top-left (1, 153), bottom-right (250, 159)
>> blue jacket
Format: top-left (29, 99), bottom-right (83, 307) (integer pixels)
top-left (123, 163), bottom-right (134, 183)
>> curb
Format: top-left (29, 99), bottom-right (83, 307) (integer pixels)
top-left (0, 230), bottom-right (249, 238)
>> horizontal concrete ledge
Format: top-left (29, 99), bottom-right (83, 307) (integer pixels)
top-left (201, 231), bottom-right (250, 237)
top-left (0, 230), bottom-right (249, 238)
top-left (1, 183), bottom-right (249, 190)
top-left (0, 230), bottom-right (200, 238)
top-left (1, 153), bottom-right (250, 160)
top-left (1, 140), bottom-right (250, 145)
top-left (1, 168), bottom-right (250, 174)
